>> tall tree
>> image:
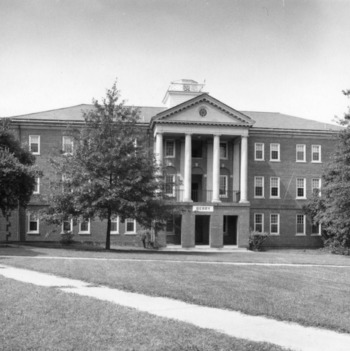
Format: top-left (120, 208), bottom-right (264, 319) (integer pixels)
top-left (44, 81), bottom-right (172, 249)
top-left (304, 90), bottom-right (350, 253)
top-left (0, 118), bottom-right (38, 217)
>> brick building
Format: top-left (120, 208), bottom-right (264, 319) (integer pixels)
top-left (0, 80), bottom-right (341, 248)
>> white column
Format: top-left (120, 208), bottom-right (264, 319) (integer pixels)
top-left (212, 134), bottom-right (221, 203)
top-left (155, 133), bottom-right (163, 169)
top-left (240, 135), bottom-right (249, 203)
top-left (183, 134), bottom-right (192, 202)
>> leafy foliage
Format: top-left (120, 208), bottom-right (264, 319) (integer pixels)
top-left (304, 90), bottom-right (350, 253)
top-left (248, 231), bottom-right (269, 251)
top-left (43, 81), bottom-right (173, 249)
top-left (0, 119), bottom-right (38, 216)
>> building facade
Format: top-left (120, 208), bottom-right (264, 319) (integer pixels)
top-left (0, 80), bottom-right (341, 248)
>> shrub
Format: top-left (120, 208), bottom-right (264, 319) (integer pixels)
top-left (248, 231), bottom-right (269, 251)
top-left (60, 232), bottom-right (74, 245)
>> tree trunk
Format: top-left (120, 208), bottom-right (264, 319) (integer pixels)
top-left (105, 206), bottom-right (112, 250)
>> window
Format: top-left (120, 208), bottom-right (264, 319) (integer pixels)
top-left (165, 174), bottom-right (175, 196)
top-left (192, 140), bottom-right (203, 158)
top-left (29, 135), bottom-right (40, 155)
top-left (219, 175), bottom-right (228, 197)
top-left (270, 177), bottom-right (280, 198)
top-left (296, 215), bottom-right (305, 235)
top-left (62, 136), bottom-right (74, 155)
top-left (110, 217), bottom-right (119, 234)
top-left (312, 178), bottom-right (321, 196)
top-left (165, 140), bottom-right (175, 158)
top-left (27, 213), bottom-right (39, 234)
top-left (270, 143), bottom-right (280, 161)
top-left (255, 143), bottom-right (264, 161)
top-left (254, 176), bottom-right (264, 198)
top-left (33, 177), bottom-right (40, 194)
top-left (296, 178), bottom-right (306, 199)
top-left (61, 219), bottom-right (73, 233)
top-left (296, 144), bottom-right (306, 162)
top-left (311, 223), bottom-right (321, 236)
top-left (220, 142), bottom-right (228, 159)
top-left (312, 145), bottom-right (321, 162)
top-left (79, 219), bottom-right (90, 234)
top-left (270, 214), bottom-right (280, 235)
top-left (125, 219), bottom-right (136, 234)
top-left (254, 213), bottom-right (264, 233)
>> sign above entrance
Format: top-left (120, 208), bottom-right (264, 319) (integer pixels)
top-left (193, 206), bottom-right (214, 212)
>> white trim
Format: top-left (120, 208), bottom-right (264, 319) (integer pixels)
top-left (165, 140), bottom-right (175, 158)
top-left (270, 177), bottom-right (280, 199)
top-left (219, 175), bottom-right (228, 198)
top-left (61, 219), bottom-right (73, 234)
top-left (296, 178), bottom-right (306, 199)
top-left (125, 219), bottom-right (136, 234)
top-left (27, 213), bottom-right (39, 234)
top-left (254, 176), bottom-right (264, 198)
top-left (270, 213), bottom-right (280, 235)
top-left (296, 144), bottom-right (306, 162)
top-left (220, 141), bottom-right (228, 160)
top-left (62, 136), bottom-right (74, 155)
top-left (270, 143), bottom-right (280, 162)
top-left (311, 145), bottom-right (322, 163)
top-left (29, 135), bottom-right (40, 155)
top-left (311, 178), bottom-right (321, 196)
top-left (110, 217), bottom-right (120, 235)
top-left (296, 214), bottom-right (306, 235)
top-left (311, 223), bottom-right (321, 236)
top-left (33, 177), bottom-right (40, 194)
top-left (165, 174), bottom-right (176, 197)
top-left (254, 213), bottom-right (264, 233)
top-left (254, 142), bottom-right (265, 161)
top-left (78, 219), bottom-right (91, 235)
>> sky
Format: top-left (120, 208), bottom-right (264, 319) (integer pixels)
top-left (1, 0), bottom-right (350, 124)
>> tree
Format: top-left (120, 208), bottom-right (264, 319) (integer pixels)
top-left (0, 119), bottom-right (38, 232)
top-left (304, 90), bottom-right (350, 254)
top-left (44, 81), bottom-right (173, 250)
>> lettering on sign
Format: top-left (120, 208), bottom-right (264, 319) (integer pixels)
top-left (193, 206), bottom-right (214, 212)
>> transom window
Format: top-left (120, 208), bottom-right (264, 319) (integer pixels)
top-left (254, 213), bottom-right (264, 233)
top-left (62, 136), bottom-right (74, 155)
top-left (220, 142), bottom-right (228, 159)
top-left (255, 143), bottom-right (264, 161)
top-left (270, 143), bottom-right (280, 161)
top-left (270, 214), bottom-right (280, 235)
top-left (296, 215), bottom-right (305, 235)
top-left (219, 175), bottom-right (228, 197)
top-left (111, 217), bottom-right (119, 234)
top-left (165, 140), bottom-right (175, 158)
top-left (125, 219), bottom-right (136, 234)
top-left (312, 178), bottom-right (321, 196)
top-left (27, 213), bottom-right (39, 234)
top-left (312, 145), bottom-right (321, 162)
top-left (270, 177), bottom-right (280, 198)
top-left (29, 135), bottom-right (40, 155)
top-left (296, 178), bottom-right (306, 199)
top-left (296, 144), bottom-right (306, 162)
top-left (254, 176), bottom-right (264, 198)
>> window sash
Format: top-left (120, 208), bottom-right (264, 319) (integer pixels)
top-left (165, 140), bottom-right (175, 158)
top-left (79, 219), bottom-right (90, 234)
top-left (27, 213), bottom-right (39, 233)
top-left (125, 219), bottom-right (136, 234)
top-left (270, 214), bottom-right (279, 235)
top-left (296, 178), bottom-right (306, 198)
top-left (270, 143), bottom-right (280, 161)
top-left (110, 217), bottom-right (119, 234)
top-left (29, 135), bottom-right (40, 154)
top-left (296, 144), bottom-right (306, 162)
top-left (255, 143), bottom-right (264, 161)
top-left (312, 145), bottom-right (321, 162)
top-left (254, 213), bottom-right (264, 233)
top-left (254, 176), bottom-right (264, 198)
top-left (165, 175), bottom-right (175, 196)
top-left (296, 215), bottom-right (305, 235)
top-left (270, 177), bottom-right (280, 198)
top-left (63, 136), bottom-right (74, 154)
top-left (312, 178), bottom-right (321, 196)
top-left (62, 220), bottom-right (73, 233)
top-left (33, 177), bottom-right (40, 194)
top-left (220, 142), bottom-right (228, 159)
top-left (219, 175), bottom-right (228, 197)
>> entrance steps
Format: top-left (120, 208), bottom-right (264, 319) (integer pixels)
top-left (161, 245), bottom-right (249, 253)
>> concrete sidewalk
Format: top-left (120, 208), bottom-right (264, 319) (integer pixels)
top-left (1, 263), bottom-right (349, 351)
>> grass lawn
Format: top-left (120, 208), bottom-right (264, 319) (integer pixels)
top-left (1, 245), bottom-right (350, 334)
top-left (0, 276), bottom-right (290, 351)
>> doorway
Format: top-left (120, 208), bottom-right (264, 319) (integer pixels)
top-left (223, 215), bottom-right (237, 245)
top-left (192, 174), bottom-right (203, 202)
top-left (195, 215), bottom-right (210, 245)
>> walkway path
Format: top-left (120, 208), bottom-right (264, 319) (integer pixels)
top-left (1, 263), bottom-right (349, 351)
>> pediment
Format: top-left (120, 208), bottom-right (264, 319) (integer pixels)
top-left (151, 94), bottom-right (255, 128)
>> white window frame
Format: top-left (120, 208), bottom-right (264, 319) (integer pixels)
top-left (254, 176), bottom-right (264, 198)
top-left (254, 143), bottom-right (265, 161)
top-left (270, 143), bottom-right (280, 162)
top-left (61, 219), bottom-right (73, 234)
top-left (270, 213), bottom-right (280, 235)
top-left (62, 136), bottom-right (74, 155)
top-left (125, 218), bottom-right (136, 234)
top-left (29, 135), bottom-right (40, 155)
top-left (296, 214), bottom-right (306, 236)
top-left (27, 213), bottom-right (39, 234)
top-left (311, 178), bottom-right (321, 196)
top-left (270, 177), bottom-right (280, 199)
top-left (254, 213), bottom-right (264, 233)
top-left (296, 178), bottom-right (306, 199)
top-left (311, 223), bottom-right (321, 236)
top-left (78, 219), bottom-right (91, 235)
top-left (165, 140), bottom-right (175, 158)
top-left (219, 175), bottom-right (228, 198)
top-left (311, 145), bottom-right (321, 163)
top-left (296, 144), bottom-right (306, 162)
top-left (110, 217), bottom-right (119, 235)
top-left (165, 174), bottom-right (176, 197)
top-left (220, 142), bottom-right (228, 160)
top-left (33, 177), bottom-right (40, 194)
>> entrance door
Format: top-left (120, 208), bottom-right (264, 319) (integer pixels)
top-left (223, 216), bottom-right (237, 245)
top-left (195, 215), bottom-right (210, 245)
